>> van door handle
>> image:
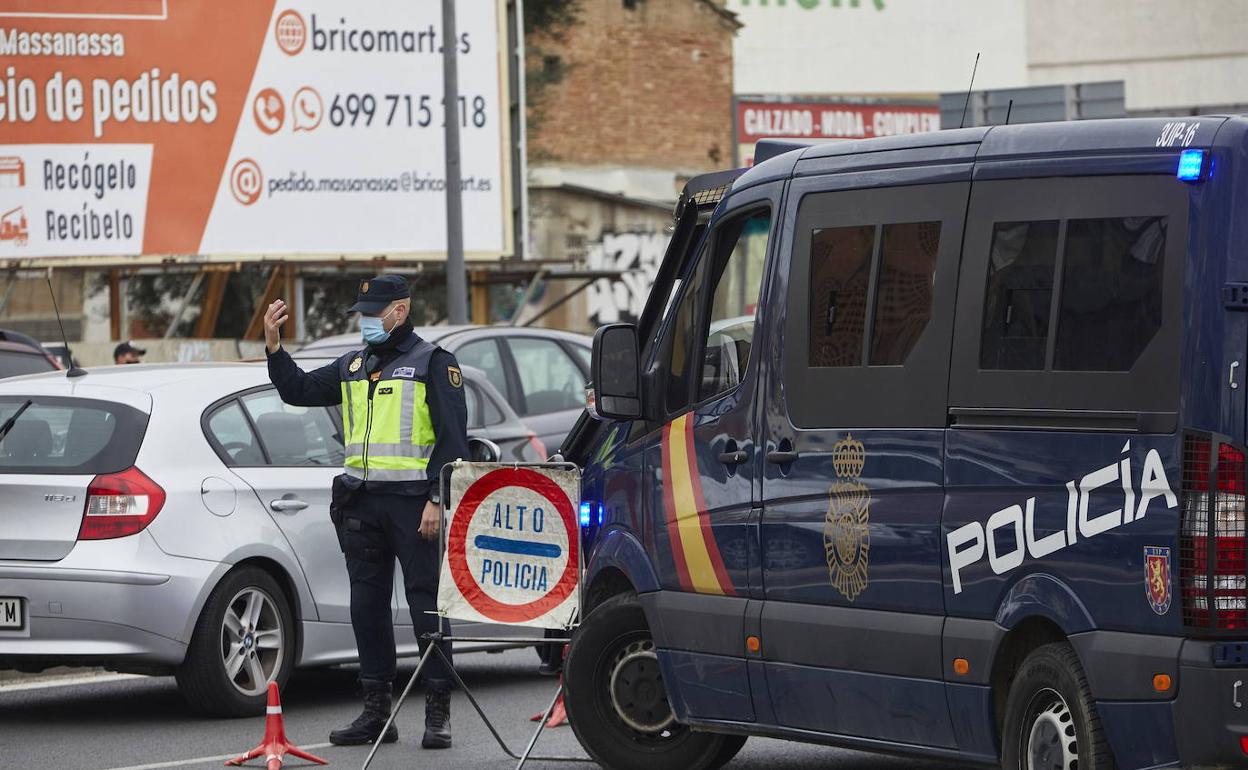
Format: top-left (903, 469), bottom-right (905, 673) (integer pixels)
top-left (269, 498), bottom-right (308, 513)
top-left (718, 450), bottom-right (748, 465)
top-left (766, 450), bottom-right (798, 464)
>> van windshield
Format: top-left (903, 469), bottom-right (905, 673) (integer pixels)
top-left (0, 397), bottom-right (149, 474)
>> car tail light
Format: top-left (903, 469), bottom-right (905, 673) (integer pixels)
top-left (527, 431), bottom-right (548, 461)
top-left (1181, 435), bottom-right (1248, 631)
top-left (78, 467), bottom-right (166, 541)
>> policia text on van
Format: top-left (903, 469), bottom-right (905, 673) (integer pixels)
top-left (561, 117), bottom-right (1248, 770)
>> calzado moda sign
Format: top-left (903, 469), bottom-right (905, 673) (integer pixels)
top-left (0, 0), bottom-right (511, 262)
top-left (947, 442), bottom-right (1178, 594)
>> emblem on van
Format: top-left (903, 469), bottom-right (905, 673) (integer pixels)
top-left (825, 434), bottom-right (870, 601)
top-left (1145, 546), bottom-right (1173, 615)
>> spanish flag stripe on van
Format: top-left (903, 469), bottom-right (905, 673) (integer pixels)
top-left (660, 417), bottom-right (694, 592)
top-left (662, 413), bottom-right (735, 596)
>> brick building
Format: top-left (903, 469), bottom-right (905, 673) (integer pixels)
top-left (518, 0), bottom-right (740, 331)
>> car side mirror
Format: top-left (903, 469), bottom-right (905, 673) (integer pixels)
top-left (467, 436), bottom-right (502, 463)
top-left (591, 324), bottom-right (642, 420)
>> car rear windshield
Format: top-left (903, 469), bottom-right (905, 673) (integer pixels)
top-left (0, 396), bottom-right (149, 474)
top-left (0, 351), bottom-right (56, 379)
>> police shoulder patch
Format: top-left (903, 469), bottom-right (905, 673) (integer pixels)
top-left (348, 355), bottom-right (363, 373)
top-left (447, 366), bottom-right (462, 388)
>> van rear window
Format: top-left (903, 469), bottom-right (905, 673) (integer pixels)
top-left (0, 397), bottom-right (148, 475)
top-left (979, 216), bottom-right (1166, 372)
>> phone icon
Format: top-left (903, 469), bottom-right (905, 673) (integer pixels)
top-left (253, 88), bottom-right (285, 135)
top-left (292, 87), bottom-right (323, 132)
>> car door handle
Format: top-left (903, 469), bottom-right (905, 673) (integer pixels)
top-left (766, 450), bottom-right (798, 464)
top-left (718, 450), bottom-right (748, 465)
top-left (269, 498), bottom-right (308, 513)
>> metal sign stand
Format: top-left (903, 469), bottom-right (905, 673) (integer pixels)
top-left (361, 461), bottom-right (588, 770)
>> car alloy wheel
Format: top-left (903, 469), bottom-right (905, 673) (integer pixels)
top-left (219, 586), bottom-right (284, 697)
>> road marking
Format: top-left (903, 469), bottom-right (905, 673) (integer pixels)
top-left (0, 672), bottom-right (142, 692)
top-left (103, 743), bottom-right (334, 770)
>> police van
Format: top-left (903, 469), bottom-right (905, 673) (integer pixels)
top-left (561, 117), bottom-right (1248, 770)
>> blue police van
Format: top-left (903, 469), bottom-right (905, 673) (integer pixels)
top-left (560, 116), bottom-right (1248, 770)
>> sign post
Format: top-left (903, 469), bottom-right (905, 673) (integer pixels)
top-left (361, 460), bottom-right (587, 770)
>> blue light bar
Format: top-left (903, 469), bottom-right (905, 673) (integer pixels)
top-left (579, 502), bottom-right (593, 527)
top-left (1177, 149), bottom-right (1205, 181)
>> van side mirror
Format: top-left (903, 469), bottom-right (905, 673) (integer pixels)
top-left (591, 324), bottom-right (642, 420)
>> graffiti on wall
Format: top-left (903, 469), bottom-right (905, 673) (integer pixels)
top-left (585, 231), bottom-right (670, 325)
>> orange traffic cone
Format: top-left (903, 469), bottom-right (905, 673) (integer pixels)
top-left (530, 643), bottom-right (570, 728)
top-left (225, 682), bottom-right (328, 770)
top-left (528, 684), bottom-right (569, 728)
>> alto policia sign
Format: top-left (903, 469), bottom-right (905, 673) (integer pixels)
top-left (0, 0), bottom-right (513, 263)
top-left (438, 463), bottom-right (580, 630)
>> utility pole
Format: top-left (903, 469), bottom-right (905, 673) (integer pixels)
top-left (443, 0), bottom-right (468, 324)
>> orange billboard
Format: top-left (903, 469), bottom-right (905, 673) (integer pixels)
top-left (0, 0), bottom-right (513, 263)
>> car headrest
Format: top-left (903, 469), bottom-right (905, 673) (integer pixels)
top-left (2, 419), bottom-right (53, 460)
top-left (254, 412), bottom-right (308, 465)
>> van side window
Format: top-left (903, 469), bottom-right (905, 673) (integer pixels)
top-left (665, 208), bottom-right (771, 413)
top-left (809, 221), bottom-right (942, 368)
top-left (784, 182), bottom-right (968, 428)
top-left (1055, 217), bottom-right (1166, 371)
top-left (979, 220), bottom-right (1059, 370)
top-left (871, 222), bottom-right (942, 365)
top-left (949, 176), bottom-right (1185, 418)
top-left (699, 211), bottom-right (770, 401)
top-left (810, 225), bottom-right (873, 367)
top-left (977, 215), bottom-right (1166, 373)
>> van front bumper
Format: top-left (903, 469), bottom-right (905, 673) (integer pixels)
top-left (0, 532), bottom-right (219, 672)
top-left (1173, 640), bottom-right (1248, 767)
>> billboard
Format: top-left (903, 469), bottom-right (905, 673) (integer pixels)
top-left (731, 0), bottom-right (1027, 99)
top-left (0, 0), bottom-right (513, 263)
top-left (735, 98), bottom-right (941, 166)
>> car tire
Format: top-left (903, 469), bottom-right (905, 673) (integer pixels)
top-left (1001, 642), bottom-right (1114, 770)
top-left (564, 592), bottom-right (744, 770)
top-left (176, 566), bottom-right (295, 718)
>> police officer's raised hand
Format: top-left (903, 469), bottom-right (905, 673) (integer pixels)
top-left (419, 500), bottom-right (441, 540)
top-left (264, 299), bottom-right (289, 354)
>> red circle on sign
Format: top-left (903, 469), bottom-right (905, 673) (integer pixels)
top-left (447, 468), bottom-right (579, 624)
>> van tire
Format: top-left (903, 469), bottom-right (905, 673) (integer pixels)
top-left (1001, 642), bottom-right (1114, 770)
top-left (564, 592), bottom-right (744, 770)
top-left (176, 566), bottom-right (295, 718)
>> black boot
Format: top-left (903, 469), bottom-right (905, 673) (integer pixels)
top-left (421, 678), bottom-right (452, 749)
top-left (330, 678), bottom-right (400, 746)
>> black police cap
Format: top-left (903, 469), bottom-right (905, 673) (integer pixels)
top-left (347, 275), bottom-right (410, 315)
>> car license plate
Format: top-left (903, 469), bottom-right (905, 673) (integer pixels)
top-left (0, 598), bottom-right (23, 630)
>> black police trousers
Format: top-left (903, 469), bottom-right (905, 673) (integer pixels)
top-left (339, 491), bottom-right (453, 683)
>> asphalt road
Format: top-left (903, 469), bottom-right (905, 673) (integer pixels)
top-left (0, 650), bottom-right (968, 770)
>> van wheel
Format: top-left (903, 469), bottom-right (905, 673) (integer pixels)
top-left (176, 566), bottom-right (295, 718)
top-left (1001, 642), bottom-right (1114, 770)
top-left (564, 592), bottom-right (746, 770)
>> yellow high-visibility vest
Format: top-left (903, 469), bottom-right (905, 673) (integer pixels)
top-left (338, 339), bottom-right (438, 482)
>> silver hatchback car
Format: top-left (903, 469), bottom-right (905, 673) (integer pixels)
top-left (0, 361), bottom-right (543, 716)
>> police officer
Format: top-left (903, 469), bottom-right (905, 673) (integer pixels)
top-left (263, 275), bottom-right (467, 749)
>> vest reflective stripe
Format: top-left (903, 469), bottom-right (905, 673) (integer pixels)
top-left (344, 442), bottom-right (432, 459)
top-left (344, 465), bottom-right (428, 481)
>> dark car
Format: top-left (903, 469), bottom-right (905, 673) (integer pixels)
top-left (295, 326), bottom-right (591, 453)
top-left (0, 330), bottom-right (62, 379)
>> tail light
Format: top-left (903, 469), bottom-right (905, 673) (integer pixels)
top-left (527, 431), bottom-right (548, 461)
top-left (78, 467), bottom-right (166, 541)
top-left (1181, 435), bottom-right (1248, 631)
